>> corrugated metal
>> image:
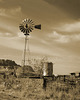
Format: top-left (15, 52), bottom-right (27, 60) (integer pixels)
top-left (43, 62), bottom-right (53, 77)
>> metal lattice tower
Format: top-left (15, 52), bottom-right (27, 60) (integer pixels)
top-left (21, 35), bottom-right (30, 66)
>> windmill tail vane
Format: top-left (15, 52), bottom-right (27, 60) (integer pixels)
top-left (34, 24), bottom-right (41, 29)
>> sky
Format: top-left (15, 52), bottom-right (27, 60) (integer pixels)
top-left (0, 0), bottom-right (80, 75)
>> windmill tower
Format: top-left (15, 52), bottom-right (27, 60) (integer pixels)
top-left (19, 18), bottom-right (41, 66)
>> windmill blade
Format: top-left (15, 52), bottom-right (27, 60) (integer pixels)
top-left (20, 28), bottom-right (23, 31)
top-left (25, 19), bottom-right (29, 24)
top-left (21, 29), bottom-right (24, 32)
top-left (28, 29), bottom-right (30, 33)
top-left (20, 27), bottom-right (24, 31)
top-left (19, 25), bottom-right (24, 28)
top-left (27, 19), bottom-right (30, 24)
top-left (24, 29), bottom-right (29, 35)
top-left (28, 19), bottom-right (34, 25)
top-left (34, 24), bottom-right (41, 30)
top-left (30, 19), bottom-right (34, 24)
top-left (29, 28), bottom-right (32, 32)
top-left (19, 26), bottom-right (24, 30)
top-left (20, 24), bottom-right (24, 26)
top-left (19, 26), bottom-right (24, 28)
top-left (23, 29), bottom-right (25, 33)
top-left (28, 19), bottom-right (31, 23)
top-left (22, 19), bottom-right (27, 23)
top-left (29, 19), bottom-right (32, 23)
top-left (26, 29), bottom-right (28, 34)
top-left (30, 27), bottom-right (34, 30)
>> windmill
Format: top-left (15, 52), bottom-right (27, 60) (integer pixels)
top-left (19, 18), bottom-right (41, 66)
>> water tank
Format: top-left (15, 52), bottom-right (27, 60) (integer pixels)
top-left (43, 62), bottom-right (53, 77)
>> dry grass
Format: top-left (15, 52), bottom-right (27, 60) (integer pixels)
top-left (45, 81), bottom-right (80, 100)
top-left (0, 77), bottom-right (80, 100)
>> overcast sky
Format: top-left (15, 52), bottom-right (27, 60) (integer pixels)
top-left (0, 0), bottom-right (80, 75)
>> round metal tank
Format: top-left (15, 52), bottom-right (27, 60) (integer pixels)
top-left (43, 62), bottom-right (53, 77)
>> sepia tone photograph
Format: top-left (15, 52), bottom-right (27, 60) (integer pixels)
top-left (0, 0), bottom-right (80, 100)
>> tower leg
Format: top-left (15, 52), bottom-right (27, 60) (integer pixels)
top-left (22, 35), bottom-right (30, 66)
top-left (23, 35), bottom-right (27, 66)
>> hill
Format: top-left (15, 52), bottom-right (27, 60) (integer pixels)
top-left (0, 59), bottom-right (35, 77)
top-left (0, 59), bottom-right (18, 66)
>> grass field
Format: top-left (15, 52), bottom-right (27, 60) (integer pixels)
top-left (0, 76), bottom-right (80, 100)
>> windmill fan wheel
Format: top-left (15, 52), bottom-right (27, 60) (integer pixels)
top-left (19, 19), bottom-right (34, 35)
